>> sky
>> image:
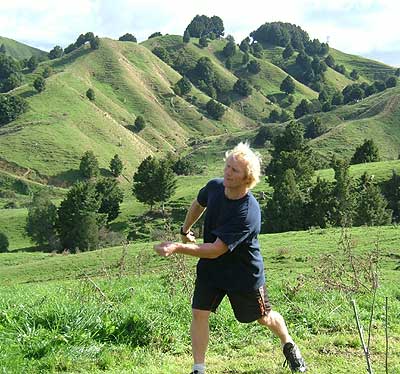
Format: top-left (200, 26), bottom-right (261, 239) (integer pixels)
top-left (0, 0), bottom-right (399, 67)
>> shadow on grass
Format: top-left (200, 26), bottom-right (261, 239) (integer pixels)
top-left (48, 169), bottom-right (82, 187)
top-left (51, 48), bottom-right (91, 69)
top-left (12, 245), bottom-right (47, 253)
top-left (20, 90), bottom-right (37, 99)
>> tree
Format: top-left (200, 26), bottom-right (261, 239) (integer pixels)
top-left (174, 76), bottom-right (191, 96)
top-left (280, 75), bottom-right (295, 94)
top-left (135, 115), bottom-right (146, 131)
top-left (48, 45), bottom-right (63, 59)
top-left (225, 57), bottom-right (232, 70)
top-left (206, 99), bottom-right (225, 120)
top-left (282, 44), bottom-right (294, 59)
top-left (185, 15), bottom-right (224, 38)
top-left (242, 52), bottom-right (250, 65)
top-left (26, 191), bottom-right (58, 247)
top-left (57, 181), bottom-right (102, 251)
top-left (354, 173), bottom-right (391, 226)
top-left (199, 36), bottom-right (208, 48)
top-left (222, 40), bottom-right (236, 58)
top-left (79, 150), bottom-right (99, 179)
top-left (331, 91), bottom-right (343, 105)
top-left (2, 72), bottom-right (22, 92)
top-left (306, 177), bottom-right (333, 228)
top-left (318, 89), bottom-right (329, 102)
top-left (0, 232), bottom-right (9, 253)
top-left (96, 177), bottom-right (124, 222)
top-left (26, 56), bottom-right (38, 71)
top-left (382, 170), bottom-right (400, 222)
top-left (119, 33), bottom-right (137, 42)
top-left (0, 95), bottom-right (28, 125)
top-left (351, 139), bottom-right (380, 164)
top-left (253, 125), bottom-right (273, 147)
top-left (132, 156), bottom-right (176, 210)
top-left (247, 60), bottom-right (261, 74)
top-left (268, 109), bottom-right (281, 123)
top-left (350, 69), bottom-right (359, 80)
top-left (324, 54), bottom-right (335, 68)
top-left (90, 36), bottom-right (100, 50)
top-left (373, 80), bottom-right (386, 92)
top-left (86, 88), bottom-right (95, 101)
top-left (385, 76), bottom-right (397, 88)
top-left (0, 44), bottom-right (6, 54)
top-left (233, 78), bottom-right (252, 96)
top-left (148, 32), bottom-right (162, 39)
top-left (33, 76), bottom-right (46, 93)
top-left (294, 99), bottom-right (312, 118)
top-left (152, 46), bottom-right (170, 64)
top-left (183, 29), bottom-right (190, 43)
top-left (239, 38), bottom-right (250, 53)
top-left (110, 154), bottom-right (123, 177)
top-left (306, 116), bottom-right (326, 138)
top-left (42, 66), bottom-right (52, 78)
top-left (331, 158), bottom-right (355, 226)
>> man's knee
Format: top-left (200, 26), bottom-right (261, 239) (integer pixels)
top-left (192, 308), bottom-right (211, 321)
top-left (257, 311), bottom-right (273, 326)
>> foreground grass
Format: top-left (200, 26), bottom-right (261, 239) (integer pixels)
top-left (0, 226), bottom-right (399, 373)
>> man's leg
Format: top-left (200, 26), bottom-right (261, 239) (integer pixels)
top-left (257, 310), bottom-right (292, 344)
top-left (191, 308), bottom-right (211, 364)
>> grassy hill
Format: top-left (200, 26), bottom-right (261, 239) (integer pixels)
top-left (0, 36), bottom-right (48, 60)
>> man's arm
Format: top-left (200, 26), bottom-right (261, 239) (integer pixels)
top-left (181, 199), bottom-right (206, 243)
top-left (154, 237), bottom-right (228, 259)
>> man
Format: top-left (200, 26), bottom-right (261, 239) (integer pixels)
top-left (154, 142), bottom-right (307, 373)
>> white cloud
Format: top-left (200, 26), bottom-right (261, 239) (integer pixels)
top-left (0, 0), bottom-right (398, 65)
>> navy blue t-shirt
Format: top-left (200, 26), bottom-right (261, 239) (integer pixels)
top-left (196, 178), bottom-right (265, 291)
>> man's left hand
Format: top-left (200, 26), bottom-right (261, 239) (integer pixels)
top-left (153, 241), bottom-right (178, 257)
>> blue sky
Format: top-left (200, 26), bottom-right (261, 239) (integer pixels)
top-left (1, 0), bottom-right (399, 66)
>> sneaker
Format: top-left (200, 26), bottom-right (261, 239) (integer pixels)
top-left (189, 371), bottom-right (199, 374)
top-left (283, 342), bottom-right (307, 372)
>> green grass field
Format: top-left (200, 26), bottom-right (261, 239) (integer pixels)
top-left (0, 225), bottom-right (399, 373)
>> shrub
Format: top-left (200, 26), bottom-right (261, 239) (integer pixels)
top-left (0, 232), bottom-right (9, 252)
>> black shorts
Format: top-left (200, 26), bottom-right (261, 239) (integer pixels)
top-left (192, 279), bottom-right (272, 323)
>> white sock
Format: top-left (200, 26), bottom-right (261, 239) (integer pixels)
top-left (193, 363), bottom-right (205, 374)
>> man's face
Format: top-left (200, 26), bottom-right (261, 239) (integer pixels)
top-left (223, 155), bottom-right (249, 189)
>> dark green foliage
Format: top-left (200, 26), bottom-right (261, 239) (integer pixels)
top-left (233, 78), bottom-right (252, 96)
top-left (172, 156), bottom-right (201, 175)
top-left (280, 75), bottom-right (295, 94)
top-left (266, 121), bottom-right (314, 190)
top-left (135, 115), bottom-right (146, 132)
top-left (250, 42), bottom-right (263, 58)
top-left (0, 232), bottom-right (9, 252)
top-left (185, 15), bottom-right (224, 38)
top-left (222, 40), bottom-right (236, 58)
top-left (0, 54), bottom-right (21, 85)
top-left (64, 43), bottom-right (76, 54)
top-left (253, 125), bottom-right (274, 147)
top-left (96, 178), bottom-right (124, 222)
top-left (294, 99), bottom-right (312, 118)
top-left (13, 179), bottom-right (30, 195)
top-left (385, 76), bottom-right (397, 88)
top-left (342, 84), bottom-right (364, 103)
top-left (2, 72), bottom-right (22, 92)
top-left (48, 46), bottom-right (63, 60)
top-left (110, 154), bottom-right (123, 177)
top-left (321, 101), bottom-right (332, 112)
top-left (183, 30), bottom-right (190, 43)
top-left (42, 66), bottom-right (52, 78)
top-left (90, 36), bottom-right (100, 50)
top-left (318, 89), bottom-right (329, 102)
top-left (86, 88), bottom-right (95, 101)
top-left (282, 44), bottom-right (294, 59)
top-left (365, 84), bottom-right (377, 97)
top-left (350, 139), bottom-right (380, 164)
top-left (330, 158), bottom-right (356, 227)
top-left (305, 39), bottom-right (329, 56)
top-left (239, 37), bottom-right (250, 53)
top-left (152, 47), bottom-right (170, 64)
top-left (247, 60), bottom-right (261, 74)
top-left (27, 56), bottom-right (38, 71)
top-left (199, 36), bottom-right (208, 48)
top-left (119, 33), bottom-right (137, 42)
top-left (331, 91), bottom-right (344, 105)
top-left (79, 150), bottom-right (99, 179)
top-left (174, 76), bottom-right (191, 96)
top-left (33, 76), bottom-right (46, 93)
top-left (75, 34), bottom-right (87, 48)
top-left (206, 99), bottom-right (225, 120)
top-left (264, 168), bottom-right (305, 232)
top-left (350, 69), bottom-right (359, 80)
top-left (268, 109), bottom-right (281, 123)
top-left (132, 156), bottom-right (177, 210)
top-left (306, 177), bottom-right (333, 228)
top-left (354, 173), bottom-right (391, 226)
top-left (225, 57), bottom-right (232, 70)
top-left (324, 54), bottom-right (335, 68)
top-left (0, 94), bottom-right (28, 125)
top-left (334, 64), bottom-right (346, 75)
top-left (57, 181), bottom-right (103, 251)
top-left (0, 44), bottom-right (6, 54)
top-left (250, 22), bottom-right (309, 48)
top-left (395, 68), bottom-right (400, 77)
top-left (148, 32), bottom-right (162, 39)
top-left (306, 116), bottom-right (326, 138)
top-left (26, 191), bottom-right (58, 247)
top-left (382, 170), bottom-right (400, 222)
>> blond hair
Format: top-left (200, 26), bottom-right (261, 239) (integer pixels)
top-left (224, 142), bottom-right (262, 189)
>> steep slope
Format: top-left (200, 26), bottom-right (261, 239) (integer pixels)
top-left (0, 36), bottom-right (47, 60)
top-left (309, 85), bottom-right (400, 162)
top-left (0, 38), bottom-right (255, 186)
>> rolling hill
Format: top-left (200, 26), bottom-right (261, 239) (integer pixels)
top-left (0, 36), bottom-right (48, 60)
